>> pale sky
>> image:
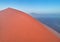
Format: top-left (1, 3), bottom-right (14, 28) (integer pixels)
top-left (0, 0), bottom-right (60, 13)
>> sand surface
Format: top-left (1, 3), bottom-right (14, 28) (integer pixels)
top-left (0, 8), bottom-right (60, 42)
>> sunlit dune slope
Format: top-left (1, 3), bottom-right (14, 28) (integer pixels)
top-left (0, 8), bottom-right (60, 42)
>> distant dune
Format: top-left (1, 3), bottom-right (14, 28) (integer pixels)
top-left (0, 8), bottom-right (60, 42)
top-left (30, 13), bottom-right (60, 33)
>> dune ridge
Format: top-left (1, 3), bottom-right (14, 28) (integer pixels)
top-left (0, 8), bottom-right (60, 42)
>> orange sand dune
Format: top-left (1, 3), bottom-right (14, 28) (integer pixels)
top-left (0, 8), bottom-right (60, 42)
